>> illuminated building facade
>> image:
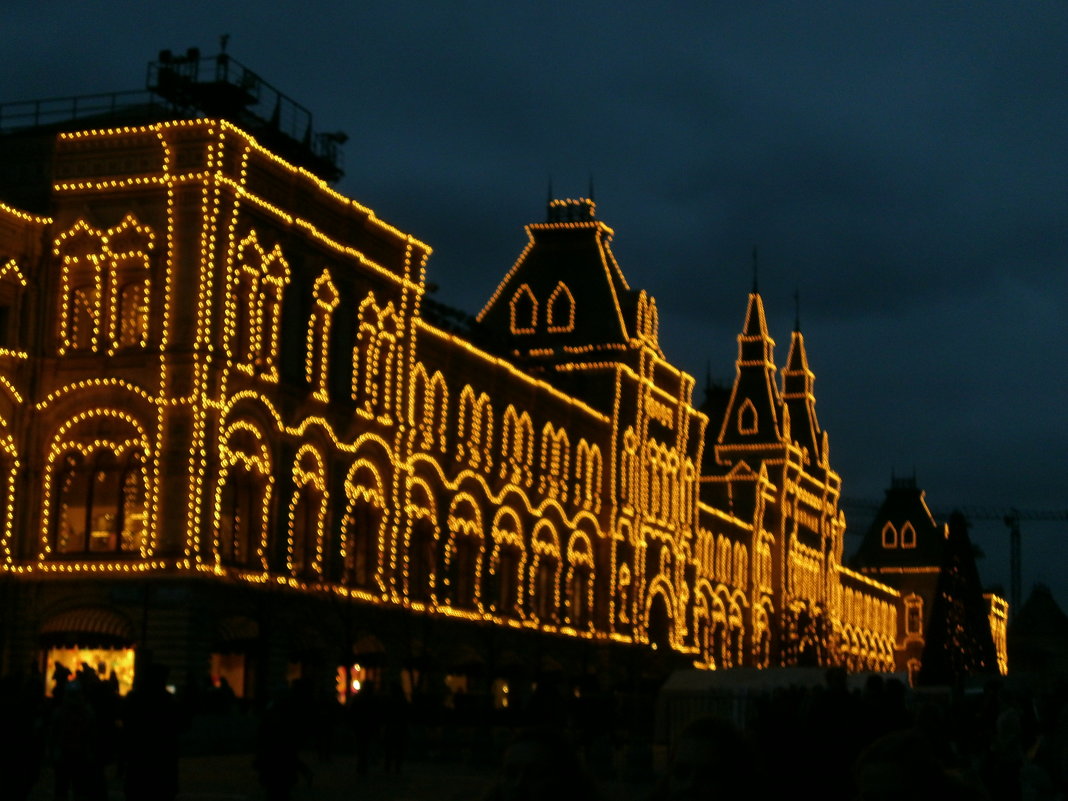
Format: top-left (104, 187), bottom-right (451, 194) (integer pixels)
top-left (852, 479), bottom-right (1008, 682)
top-left (0, 116), bottom-right (903, 699)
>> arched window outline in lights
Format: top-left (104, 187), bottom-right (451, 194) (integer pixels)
top-left (546, 281), bottom-right (575, 333)
top-left (529, 519), bottom-right (561, 625)
top-left (287, 444), bottom-right (329, 579)
top-left (900, 521), bottom-right (917, 549)
top-left (445, 493), bottom-right (484, 612)
top-left (409, 365), bottom-right (449, 454)
top-left (509, 284), bottom-right (537, 334)
top-left (881, 521), bottom-right (898, 549)
top-left (104, 213), bottom-right (155, 354)
top-left (224, 230), bottom-right (289, 382)
top-left (487, 506), bottom-right (525, 618)
top-left (342, 460), bottom-right (385, 593)
top-left (564, 530), bottom-right (595, 630)
top-left (353, 294), bottom-right (400, 421)
top-left (538, 423), bottom-right (570, 502)
top-left (42, 410), bottom-right (152, 561)
top-left (305, 270), bottom-right (340, 402)
top-left (403, 477), bottom-right (439, 604)
top-left (212, 421), bottom-right (272, 570)
top-left (0, 258), bottom-right (27, 351)
top-left (737, 398), bottom-right (758, 435)
top-left (54, 220), bottom-right (105, 354)
top-left (500, 406), bottom-right (533, 488)
top-left (456, 386), bottom-right (493, 470)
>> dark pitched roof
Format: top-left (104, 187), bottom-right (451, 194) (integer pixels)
top-left (781, 329), bottom-right (822, 468)
top-left (850, 476), bottom-right (946, 569)
top-left (476, 198), bottom-right (639, 359)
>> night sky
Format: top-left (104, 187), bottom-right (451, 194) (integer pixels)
top-left (5, 1), bottom-right (1068, 607)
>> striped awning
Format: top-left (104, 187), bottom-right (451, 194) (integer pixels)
top-left (41, 607), bottom-right (133, 642)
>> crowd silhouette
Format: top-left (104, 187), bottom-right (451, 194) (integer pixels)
top-left (2, 660), bottom-right (1068, 800)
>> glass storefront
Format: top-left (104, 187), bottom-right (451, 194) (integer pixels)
top-left (44, 645), bottom-right (136, 696)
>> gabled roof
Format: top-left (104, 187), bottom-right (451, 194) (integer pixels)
top-left (476, 198), bottom-right (638, 358)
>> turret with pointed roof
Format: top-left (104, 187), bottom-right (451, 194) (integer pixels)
top-left (781, 324), bottom-right (823, 471)
top-left (716, 290), bottom-right (782, 454)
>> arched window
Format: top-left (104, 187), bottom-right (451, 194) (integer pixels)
top-left (306, 271), bottom-right (339, 402)
top-left (55, 217), bottom-right (154, 355)
top-left (105, 215), bottom-right (154, 353)
top-left (488, 509), bottom-right (524, 617)
top-left (539, 424), bottom-right (569, 500)
top-left (342, 463), bottom-right (384, 591)
top-left (217, 464), bottom-right (262, 567)
top-left (410, 367), bottom-right (449, 453)
top-left (565, 532), bottom-right (594, 629)
top-left (288, 447), bottom-right (328, 578)
top-left (353, 295), bottom-right (399, 419)
top-left (227, 231), bottom-right (289, 381)
top-left (0, 259), bottom-right (27, 350)
top-left (116, 283), bottom-right (148, 348)
top-left (881, 522), bottom-right (897, 548)
top-left (738, 398), bottom-right (758, 435)
top-left (900, 521), bottom-right (917, 548)
top-left (47, 413), bottom-right (150, 559)
top-left (54, 223), bottom-right (103, 354)
top-left (446, 496), bottom-right (483, 610)
top-left (574, 440), bottom-right (602, 512)
top-left (456, 387), bottom-right (492, 469)
top-left (530, 523), bottom-right (560, 624)
top-left (500, 407), bottom-right (533, 487)
top-left (214, 423), bottom-right (272, 569)
top-left (53, 449), bottom-right (146, 555)
top-left (616, 561), bottom-right (632, 624)
top-left (509, 284), bottom-right (537, 334)
top-left (71, 286), bottom-right (98, 351)
top-left (406, 482), bottom-right (438, 604)
top-left (546, 281), bottom-right (575, 333)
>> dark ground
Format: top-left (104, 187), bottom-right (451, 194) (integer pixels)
top-left (26, 750), bottom-right (655, 801)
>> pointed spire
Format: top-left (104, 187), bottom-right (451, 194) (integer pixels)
top-left (717, 290), bottom-right (781, 447)
top-left (793, 287), bottom-right (801, 332)
top-left (783, 323), bottom-right (821, 465)
top-left (751, 246), bottom-right (759, 293)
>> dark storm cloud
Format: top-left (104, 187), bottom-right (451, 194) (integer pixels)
top-left (3, 0), bottom-right (1068, 601)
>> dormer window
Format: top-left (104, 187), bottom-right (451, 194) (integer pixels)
top-left (737, 398), bottom-right (758, 435)
top-left (901, 521), bottom-right (916, 548)
top-left (546, 282), bottom-right (575, 333)
top-left (881, 522), bottom-right (897, 548)
top-left (509, 284), bottom-right (537, 334)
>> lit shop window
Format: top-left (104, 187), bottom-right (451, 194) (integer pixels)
top-left (335, 662), bottom-right (381, 704)
top-left (45, 645), bottom-right (135, 696)
top-left (211, 652), bottom-right (249, 698)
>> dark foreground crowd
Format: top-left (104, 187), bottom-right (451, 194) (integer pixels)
top-left (1, 663), bottom-right (1067, 801)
